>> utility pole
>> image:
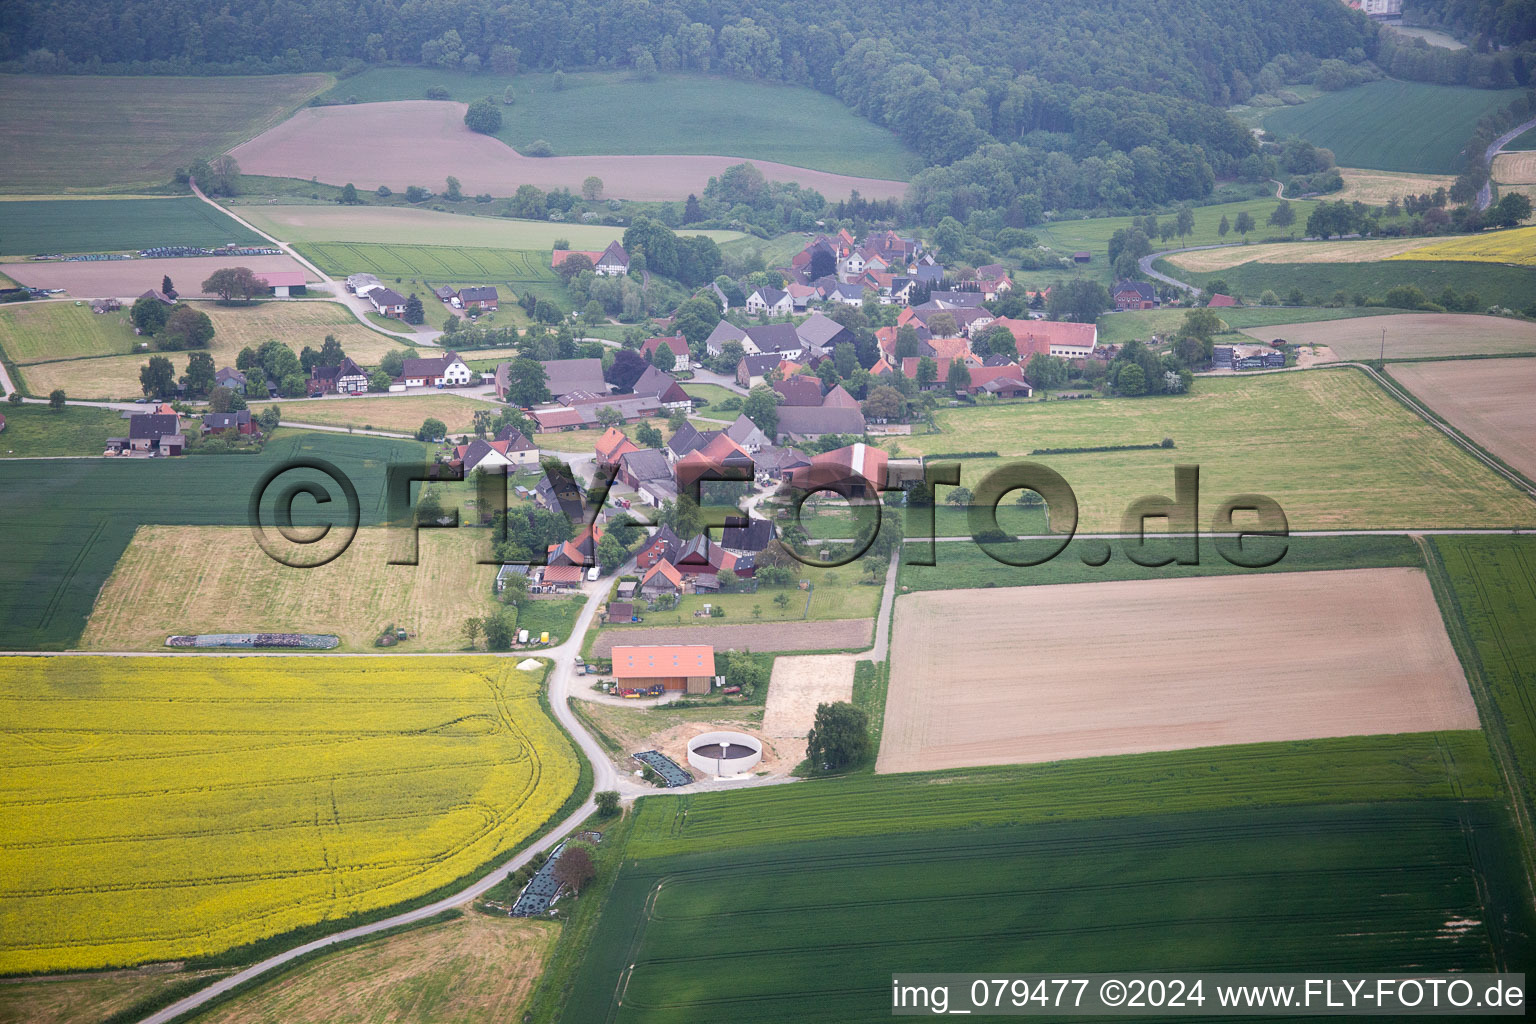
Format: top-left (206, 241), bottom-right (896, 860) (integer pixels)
top-left (1380, 327), bottom-right (1386, 365)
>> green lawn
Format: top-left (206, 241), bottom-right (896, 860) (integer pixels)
top-left (0, 197), bottom-right (263, 256)
top-left (1507, 124), bottom-right (1536, 151)
top-left (0, 74), bottom-right (332, 193)
top-left (1263, 80), bottom-right (1527, 174)
top-left (1160, 258), bottom-right (1536, 310)
top-left (0, 302), bottom-right (141, 362)
top-left (318, 69), bottom-right (917, 180)
top-left (895, 369), bottom-right (1534, 532)
top-left (680, 383), bottom-right (738, 408)
top-left (597, 571), bottom-right (883, 631)
top-left (234, 204), bottom-right (743, 249)
top-left (0, 404), bottom-right (125, 458)
top-left (569, 802), bottom-right (1530, 1022)
top-left (0, 431), bottom-right (432, 650)
top-left (1095, 305), bottom-right (1401, 346)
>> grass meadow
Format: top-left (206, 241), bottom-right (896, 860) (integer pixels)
top-left (0, 403), bottom-right (125, 458)
top-left (317, 68), bottom-right (918, 179)
top-left (0, 656), bottom-right (578, 973)
top-left (1094, 304), bottom-right (1400, 346)
top-left (891, 370), bottom-right (1536, 531)
top-left (1262, 80), bottom-right (1527, 174)
top-left (0, 197), bottom-right (263, 256)
top-left (1158, 258), bottom-right (1536, 310)
top-left (0, 74), bottom-right (332, 193)
top-left (0, 431), bottom-right (432, 650)
top-left (569, 802), bottom-right (1531, 1021)
top-left (0, 301), bottom-right (140, 362)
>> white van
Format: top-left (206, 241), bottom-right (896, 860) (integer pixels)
top-left (586, 566), bottom-right (600, 582)
top-left (517, 629), bottom-right (529, 645)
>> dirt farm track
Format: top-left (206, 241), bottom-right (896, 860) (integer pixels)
top-left (0, 255), bottom-right (313, 298)
top-left (588, 619), bottom-right (872, 658)
top-left (876, 569), bottom-right (1478, 774)
top-left (228, 102), bottom-right (910, 202)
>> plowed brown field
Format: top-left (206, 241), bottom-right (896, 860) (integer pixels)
top-left (877, 569), bottom-right (1477, 774)
top-left (1390, 357), bottom-right (1536, 481)
top-left (228, 102), bottom-right (909, 201)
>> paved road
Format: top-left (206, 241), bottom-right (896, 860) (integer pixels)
top-left (189, 181), bottom-right (442, 346)
top-left (1477, 115), bottom-right (1536, 211)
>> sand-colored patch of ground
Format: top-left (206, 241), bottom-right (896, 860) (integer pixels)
top-left (81, 526), bottom-right (499, 651)
top-left (0, 254), bottom-right (312, 298)
top-left (194, 912), bottom-right (556, 1024)
top-left (1334, 167), bottom-right (1456, 204)
top-left (573, 701), bottom-right (793, 776)
top-left (253, 392), bottom-right (494, 434)
top-left (877, 569), bottom-right (1477, 774)
top-left (589, 619), bottom-right (872, 657)
top-left (1238, 312), bottom-right (1536, 360)
top-left (1390, 357), bottom-right (1536, 481)
top-left (228, 101), bottom-right (908, 202)
top-left (1167, 237), bottom-right (1446, 272)
top-left (1493, 151), bottom-right (1536, 185)
top-left (764, 654), bottom-right (858, 739)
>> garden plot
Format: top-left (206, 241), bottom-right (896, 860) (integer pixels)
top-left (763, 654), bottom-right (858, 740)
top-left (877, 569), bottom-right (1477, 774)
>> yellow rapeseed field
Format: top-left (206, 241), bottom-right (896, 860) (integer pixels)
top-left (1388, 225), bottom-right (1536, 266)
top-left (0, 656), bottom-right (578, 973)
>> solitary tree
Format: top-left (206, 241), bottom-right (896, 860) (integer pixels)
top-left (417, 416), bottom-right (447, 442)
top-left (462, 617), bottom-right (483, 650)
top-left (554, 844), bottom-right (596, 893)
top-left (161, 274), bottom-right (176, 299)
top-left (947, 359), bottom-right (971, 394)
top-left (130, 295), bottom-right (170, 335)
top-left (504, 357), bottom-right (552, 407)
top-left (773, 592), bottom-right (791, 612)
top-left (339, 182), bottom-right (360, 205)
top-left (594, 790), bottom-right (621, 817)
top-left (806, 701), bottom-right (871, 770)
top-left (1217, 214), bottom-right (1230, 237)
top-left (1234, 211), bottom-right (1255, 236)
top-left (160, 306), bottom-right (216, 350)
top-left (483, 612), bottom-right (514, 650)
top-left (444, 176), bottom-right (463, 201)
top-left (463, 96), bottom-right (503, 134)
top-left (403, 294), bottom-right (425, 325)
top-left (1269, 202), bottom-right (1295, 229)
top-left (48, 388), bottom-right (66, 412)
top-left (181, 351), bottom-right (216, 395)
top-left (582, 176), bottom-right (604, 201)
top-left (139, 355), bottom-right (176, 397)
top-left (202, 266), bottom-right (263, 305)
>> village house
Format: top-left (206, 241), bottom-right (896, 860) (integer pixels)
top-left (775, 404), bottom-right (866, 441)
top-left (785, 442), bottom-right (887, 499)
top-left (454, 434), bottom-right (538, 473)
top-left (255, 270), bottom-right (307, 297)
top-left (345, 273), bottom-right (382, 295)
top-left (111, 412), bottom-right (185, 456)
top-left (628, 365), bottom-right (692, 409)
top-left (200, 410), bottom-right (256, 435)
top-left (595, 425), bottom-right (642, 467)
top-left (640, 559), bottom-right (685, 599)
top-left (735, 352), bottom-right (780, 389)
top-left (534, 358), bottom-right (609, 402)
top-left (635, 525), bottom-right (681, 570)
top-left (458, 286), bottom-right (499, 311)
top-left (396, 350), bottom-right (471, 388)
top-left (745, 286), bottom-right (793, 317)
top-left (308, 356), bottom-right (368, 396)
top-left (773, 374), bottom-right (824, 407)
top-left (721, 413), bottom-right (771, 453)
top-left (1112, 280), bottom-right (1159, 310)
top-left (640, 334), bottom-right (690, 365)
top-left (367, 287), bottom-right (409, 318)
top-left (704, 319), bottom-right (748, 357)
top-left (213, 367), bottom-right (247, 394)
top-left (991, 318), bottom-right (1099, 360)
top-left (551, 240), bottom-right (630, 277)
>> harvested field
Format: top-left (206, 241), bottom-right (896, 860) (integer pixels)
top-left (589, 620), bottom-right (872, 658)
top-left (235, 204), bottom-right (744, 248)
top-left (193, 912), bottom-right (556, 1024)
top-left (1492, 151), bottom-right (1536, 185)
top-left (81, 526), bottom-right (500, 651)
top-left (0, 968), bottom-right (226, 1024)
top-left (253, 393), bottom-right (492, 435)
top-left (0, 254), bottom-right (311, 298)
top-left (1166, 237), bottom-right (1445, 272)
top-left (876, 569), bottom-right (1478, 774)
top-left (1390, 358), bottom-right (1536, 481)
top-left (228, 102), bottom-right (908, 202)
top-left (1333, 167), bottom-right (1457, 204)
top-left (1237, 312), bottom-right (1536, 359)
top-left (763, 655), bottom-right (859, 740)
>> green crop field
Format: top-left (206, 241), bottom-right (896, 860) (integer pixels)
top-left (0, 301), bottom-right (140, 362)
top-left (1262, 80), bottom-right (1527, 174)
top-left (569, 803), bottom-right (1531, 1022)
top-left (624, 730), bottom-right (1496, 857)
top-left (893, 370), bottom-right (1535, 532)
top-left (0, 197), bottom-right (262, 256)
top-left (317, 69), bottom-right (916, 180)
top-left (1095, 305), bottom-right (1401, 346)
top-left (0, 431), bottom-right (432, 650)
top-left (1160, 258), bottom-right (1536, 310)
top-left (1507, 125), bottom-right (1536, 151)
top-left (297, 241), bottom-right (558, 285)
top-left (897, 533), bottom-right (1421, 592)
top-left (233, 204), bottom-right (745, 249)
top-left (0, 74), bottom-right (332, 193)
top-left (1430, 535), bottom-right (1536, 838)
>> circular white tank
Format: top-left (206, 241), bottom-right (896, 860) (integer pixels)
top-left (686, 730), bottom-right (762, 777)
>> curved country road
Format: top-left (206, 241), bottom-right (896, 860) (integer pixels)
top-left (1477, 115), bottom-right (1536, 211)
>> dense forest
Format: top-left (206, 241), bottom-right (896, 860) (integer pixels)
top-left (1404, 0), bottom-right (1536, 46)
top-left (1, 0), bottom-right (1529, 220)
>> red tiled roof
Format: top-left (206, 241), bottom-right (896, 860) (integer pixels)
top-left (611, 644), bottom-right (715, 679)
top-left (542, 564), bottom-right (584, 584)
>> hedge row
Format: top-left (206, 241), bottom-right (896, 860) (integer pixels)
top-left (1030, 441), bottom-right (1174, 455)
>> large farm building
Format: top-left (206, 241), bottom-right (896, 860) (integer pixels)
top-left (611, 644), bottom-right (718, 694)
